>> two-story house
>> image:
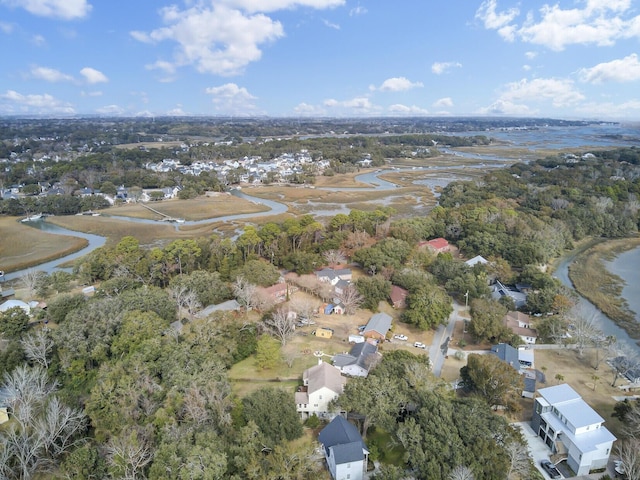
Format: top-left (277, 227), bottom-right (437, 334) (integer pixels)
top-left (295, 361), bottom-right (346, 420)
top-left (318, 415), bottom-right (368, 480)
top-left (531, 384), bottom-right (616, 476)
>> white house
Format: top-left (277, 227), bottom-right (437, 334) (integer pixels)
top-left (318, 415), bottom-right (368, 480)
top-left (316, 268), bottom-right (352, 286)
top-left (0, 299), bottom-right (30, 315)
top-left (295, 361), bottom-right (346, 419)
top-left (332, 343), bottom-right (379, 378)
top-left (531, 384), bottom-right (616, 476)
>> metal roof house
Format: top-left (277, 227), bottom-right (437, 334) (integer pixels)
top-left (362, 312), bottom-right (392, 340)
top-left (531, 384), bottom-right (616, 476)
top-left (318, 415), bottom-right (368, 480)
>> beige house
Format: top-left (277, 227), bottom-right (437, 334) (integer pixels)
top-left (503, 311), bottom-right (538, 344)
top-left (295, 361), bottom-right (346, 419)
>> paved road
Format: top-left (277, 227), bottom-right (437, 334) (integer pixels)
top-left (430, 301), bottom-right (466, 377)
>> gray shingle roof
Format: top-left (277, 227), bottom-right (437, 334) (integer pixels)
top-left (318, 416), bottom-right (366, 463)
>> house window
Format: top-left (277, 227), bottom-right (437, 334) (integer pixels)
top-left (347, 463), bottom-right (350, 468)
top-left (319, 395), bottom-right (323, 400)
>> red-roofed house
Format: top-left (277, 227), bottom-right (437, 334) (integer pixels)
top-left (425, 237), bottom-right (450, 253)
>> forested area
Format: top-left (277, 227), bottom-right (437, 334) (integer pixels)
top-left (2, 146), bottom-right (640, 478)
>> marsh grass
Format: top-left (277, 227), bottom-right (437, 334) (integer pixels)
top-left (0, 217), bottom-right (88, 273)
top-left (568, 237), bottom-right (640, 339)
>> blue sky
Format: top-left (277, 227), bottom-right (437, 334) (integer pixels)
top-left (1, 0), bottom-right (640, 119)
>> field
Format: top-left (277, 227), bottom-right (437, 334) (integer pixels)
top-left (0, 216), bottom-right (88, 273)
top-left (104, 192), bottom-right (268, 221)
top-left (228, 289), bottom-right (434, 397)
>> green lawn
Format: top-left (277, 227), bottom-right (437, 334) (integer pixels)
top-left (367, 427), bottom-right (406, 466)
top-left (229, 352), bottom-right (320, 397)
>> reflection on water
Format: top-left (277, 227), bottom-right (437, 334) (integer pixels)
top-left (554, 251), bottom-right (640, 354)
top-left (605, 248), bottom-right (640, 323)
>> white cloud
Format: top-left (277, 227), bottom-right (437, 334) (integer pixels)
top-left (579, 53), bottom-right (640, 83)
top-left (475, 0), bottom-right (519, 41)
top-left (349, 5), bottom-right (367, 16)
top-left (322, 19), bottom-right (340, 29)
top-left (476, 0), bottom-right (640, 51)
top-left (205, 83), bottom-right (260, 114)
top-left (477, 99), bottom-right (534, 116)
top-left (499, 77), bottom-right (584, 107)
top-left (293, 102), bottom-right (327, 115)
top-left (388, 104), bottom-right (429, 115)
top-left (574, 98), bottom-right (640, 118)
top-left (0, 21), bottom-right (13, 34)
top-left (525, 51), bottom-right (538, 59)
top-left (80, 90), bottom-right (102, 97)
top-left (376, 77), bottom-right (423, 92)
top-left (0, 89), bottom-right (75, 114)
top-left (95, 104), bottom-right (125, 115)
top-left (218, 0), bottom-right (344, 14)
top-left (480, 77), bottom-right (584, 116)
top-left (132, 1), bottom-right (343, 77)
top-left (431, 61), bottom-right (462, 75)
top-left (132, 4), bottom-right (283, 77)
top-left (433, 97), bottom-right (453, 108)
top-left (31, 34), bottom-right (45, 47)
top-left (80, 67), bottom-right (108, 84)
top-left (1, 0), bottom-right (91, 20)
top-left (30, 66), bottom-right (74, 83)
top-left (167, 106), bottom-right (188, 116)
top-left (323, 96), bottom-right (380, 114)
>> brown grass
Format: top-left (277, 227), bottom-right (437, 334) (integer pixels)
top-left (440, 326), bottom-right (631, 435)
top-left (569, 236), bottom-right (640, 339)
top-left (0, 217), bottom-right (88, 273)
top-left (103, 194), bottom-right (268, 221)
top-left (228, 290), bottom-right (434, 397)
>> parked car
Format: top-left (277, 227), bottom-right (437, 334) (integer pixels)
top-left (393, 334), bottom-right (408, 341)
top-left (540, 460), bottom-right (562, 479)
top-left (413, 342), bottom-right (426, 349)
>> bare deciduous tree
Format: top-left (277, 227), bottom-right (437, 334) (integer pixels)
top-left (345, 230), bottom-right (370, 250)
top-left (0, 366), bottom-right (86, 480)
top-left (21, 269), bottom-right (46, 300)
top-left (233, 277), bottom-right (259, 311)
top-left (565, 308), bottom-right (602, 356)
top-left (262, 307), bottom-right (296, 346)
top-left (616, 438), bottom-right (640, 480)
top-left (504, 439), bottom-right (531, 479)
top-left (105, 427), bottom-right (154, 480)
top-left (337, 284), bottom-right (363, 315)
top-left (323, 249), bottom-right (347, 268)
top-left (20, 329), bottom-right (54, 369)
top-left (449, 465), bottom-right (475, 480)
top-left (288, 298), bottom-right (317, 320)
top-left (169, 285), bottom-right (201, 319)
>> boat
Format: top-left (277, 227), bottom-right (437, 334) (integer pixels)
top-left (21, 213), bottom-right (43, 222)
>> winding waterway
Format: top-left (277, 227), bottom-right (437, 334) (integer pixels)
top-left (5, 123), bottom-right (640, 356)
top-left (553, 248), bottom-right (640, 355)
